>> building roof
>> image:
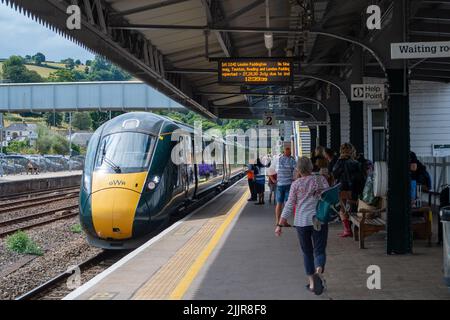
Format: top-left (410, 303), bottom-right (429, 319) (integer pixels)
top-left (68, 132), bottom-right (94, 145)
top-left (5, 123), bottom-right (37, 132)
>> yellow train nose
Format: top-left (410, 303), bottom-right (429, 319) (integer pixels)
top-left (91, 188), bottom-right (141, 239)
top-left (91, 172), bottom-right (147, 240)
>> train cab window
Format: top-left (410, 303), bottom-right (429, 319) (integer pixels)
top-left (95, 132), bottom-right (155, 173)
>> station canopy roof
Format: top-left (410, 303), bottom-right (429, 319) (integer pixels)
top-left (5, 0), bottom-right (450, 122)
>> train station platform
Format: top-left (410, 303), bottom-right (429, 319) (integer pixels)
top-left (65, 179), bottom-right (450, 300)
top-left (0, 171), bottom-right (82, 183)
top-left (0, 171), bottom-right (82, 197)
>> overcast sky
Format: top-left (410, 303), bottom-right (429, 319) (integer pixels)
top-left (0, 3), bottom-right (94, 62)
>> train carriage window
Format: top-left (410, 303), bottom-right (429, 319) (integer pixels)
top-left (95, 132), bottom-right (155, 173)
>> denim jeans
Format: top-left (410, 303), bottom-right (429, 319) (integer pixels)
top-left (296, 224), bottom-right (328, 276)
top-left (275, 184), bottom-right (291, 203)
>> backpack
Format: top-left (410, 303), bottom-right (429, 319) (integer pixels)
top-left (315, 183), bottom-right (341, 223)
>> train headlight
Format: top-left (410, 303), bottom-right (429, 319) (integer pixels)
top-left (147, 176), bottom-right (160, 190)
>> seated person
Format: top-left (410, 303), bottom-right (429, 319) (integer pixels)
top-left (410, 151), bottom-right (431, 192)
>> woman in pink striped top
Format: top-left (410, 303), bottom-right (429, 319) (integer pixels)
top-left (275, 156), bottom-right (329, 295)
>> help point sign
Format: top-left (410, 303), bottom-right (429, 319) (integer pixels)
top-left (351, 84), bottom-right (385, 102)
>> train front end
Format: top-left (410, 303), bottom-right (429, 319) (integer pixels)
top-left (79, 113), bottom-right (167, 249)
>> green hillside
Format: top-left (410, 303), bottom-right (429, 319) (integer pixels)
top-left (0, 61), bottom-right (87, 79)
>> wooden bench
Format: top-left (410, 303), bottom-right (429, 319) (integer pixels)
top-left (349, 209), bottom-right (386, 249)
top-left (349, 205), bottom-right (432, 249)
top-left (411, 207), bottom-right (432, 247)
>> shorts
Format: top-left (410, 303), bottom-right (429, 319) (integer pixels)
top-left (276, 184), bottom-right (291, 203)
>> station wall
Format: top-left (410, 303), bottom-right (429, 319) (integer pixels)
top-left (339, 79), bottom-right (450, 159)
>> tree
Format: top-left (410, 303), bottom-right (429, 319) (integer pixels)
top-left (5, 140), bottom-right (30, 154)
top-left (48, 69), bottom-right (86, 82)
top-left (90, 111), bottom-right (123, 130)
top-left (36, 135), bottom-right (52, 154)
top-left (61, 58), bottom-right (75, 70)
top-left (85, 60), bottom-right (92, 66)
top-left (87, 56), bottom-right (132, 81)
top-left (1, 56), bottom-right (43, 83)
top-left (32, 52), bottom-right (46, 65)
top-left (48, 69), bottom-right (75, 82)
top-left (44, 112), bottom-right (63, 127)
top-left (52, 135), bottom-right (70, 154)
top-left (75, 59), bottom-right (81, 66)
top-left (72, 112), bottom-right (92, 130)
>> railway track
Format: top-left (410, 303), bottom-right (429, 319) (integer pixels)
top-left (16, 250), bottom-right (129, 300)
top-left (0, 186), bottom-right (80, 202)
top-left (0, 192), bottom-right (79, 215)
top-left (0, 205), bottom-right (79, 237)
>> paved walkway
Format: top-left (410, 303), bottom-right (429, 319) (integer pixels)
top-left (66, 181), bottom-right (450, 300)
top-left (0, 170), bottom-right (82, 183)
top-left (185, 192), bottom-right (450, 300)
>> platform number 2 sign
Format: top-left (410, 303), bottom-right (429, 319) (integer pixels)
top-left (264, 112), bottom-right (275, 126)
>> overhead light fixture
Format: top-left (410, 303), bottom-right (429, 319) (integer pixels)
top-left (264, 32), bottom-right (273, 50)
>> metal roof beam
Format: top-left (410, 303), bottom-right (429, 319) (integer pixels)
top-left (201, 0), bottom-right (234, 57)
top-left (109, 0), bottom-right (190, 17)
top-left (217, 0), bottom-right (265, 25)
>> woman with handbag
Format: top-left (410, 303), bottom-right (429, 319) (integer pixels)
top-left (275, 157), bottom-right (329, 295)
top-left (332, 143), bottom-right (363, 238)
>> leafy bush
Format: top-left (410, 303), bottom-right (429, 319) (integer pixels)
top-left (36, 134), bottom-right (53, 154)
top-left (70, 224), bottom-right (82, 233)
top-left (5, 140), bottom-right (30, 153)
top-left (72, 112), bottom-right (92, 130)
top-left (52, 134), bottom-right (70, 154)
top-left (6, 231), bottom-right (43, 255)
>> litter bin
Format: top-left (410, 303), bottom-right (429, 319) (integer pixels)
top-left (440, 206), bottom-right (450, 287)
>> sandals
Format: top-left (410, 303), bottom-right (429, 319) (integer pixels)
top-left (312, 273), bottom-right (324, 295)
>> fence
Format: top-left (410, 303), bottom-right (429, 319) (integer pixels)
top-left (0, 155), bottom-right (85, 176)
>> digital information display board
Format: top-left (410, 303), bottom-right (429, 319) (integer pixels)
top-left (218, 58), bottom-right (293, 85)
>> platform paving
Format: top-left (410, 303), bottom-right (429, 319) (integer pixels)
top-left (0, 170), bottom-right (82, 183)
top-left (186, 191), bottom-right (450, 300)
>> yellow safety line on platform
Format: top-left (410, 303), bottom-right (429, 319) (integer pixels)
top-left (131, 187), bottom-right (249, 300)
top-left (169, 190), bottom-right (249, 300)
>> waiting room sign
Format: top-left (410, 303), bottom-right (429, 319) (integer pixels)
top-left (350, 84), bottom-right (385, 102)
top-left (391, 41), bottom-right (450, 59)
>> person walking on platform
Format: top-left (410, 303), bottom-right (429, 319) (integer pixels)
top-left (267, 165), bottom-right (277, 205)
top-left (311, 146), bottom-right (326, 173)
top-left (274, 144), bottom-right (296, 226)
top-left (247, 161), bottom-right (258, 201)
top-left (332, 143), bottom-right (363, 237)
top-left (275, 157), bottom-right (329, 295)
top-left (254, 158), bottom-right (265, 205)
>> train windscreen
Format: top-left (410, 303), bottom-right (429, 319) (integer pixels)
top-left (94, 132), bottom-right (155, 174)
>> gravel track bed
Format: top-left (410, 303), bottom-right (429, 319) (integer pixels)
top-left (0, 216), bottom-right (101, 300)
top-left (0, 198), bottom-right (79, 223)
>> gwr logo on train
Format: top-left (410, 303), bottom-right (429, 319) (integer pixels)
top-left (108, 180), bottom-right (126, 186)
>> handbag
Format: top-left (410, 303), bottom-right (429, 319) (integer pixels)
top-left (315, 183), bottom-right (341, 223)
